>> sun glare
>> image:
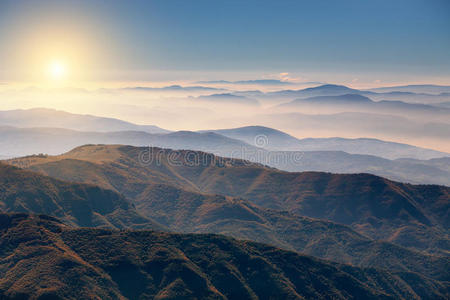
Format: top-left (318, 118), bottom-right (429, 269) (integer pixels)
top-left (48, 61), bottom-right (67, 80)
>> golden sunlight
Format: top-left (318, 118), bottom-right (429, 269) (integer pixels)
top-left (47, 60), bottom-right (67, 80)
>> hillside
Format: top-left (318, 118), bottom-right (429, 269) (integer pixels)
top-left (0, 162), bottom-right (162, 230)
top-left (0, 213), bottom-right (448, 299)
top-left (1, 125), bottom-right (449, 185)
top-left (135, 183), bottom-right (449, 280)
top-left (7, 145), bottom-right (449, 254)
top-left (1, 152), bottom-right (447, 279)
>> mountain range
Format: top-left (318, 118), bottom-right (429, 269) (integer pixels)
top-left (264, 84), bottom-right (450, 103)
top-left (7, 145), bottom-right (449, 255)
top-left (0, 108), bottom-right (169, 134)
top-left (196, 79), bottom-right (297, 85)
top-left (2, 161), bottom-right (448, 280)
top-left (276, 94), bottom-right (450, 121)
top-left (2, 213), bottom-right (448, 299)
top-left (203, 125), bottom-right (449, 159)
top-left (1, 107), bottom-right (448, 156)
top-left (367, 84), bottom-right (450, 94)
top-left (1, 122), bottom-right (449, 298)
top-left (1, 119), bottom-right (449, 185)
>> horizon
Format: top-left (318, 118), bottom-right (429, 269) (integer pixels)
top-left (1, 0), bottom-right (450, 88)
top-left (1, 2), bottom-right (450, 298)
top-left (0, 0), bottom-right (449, 152)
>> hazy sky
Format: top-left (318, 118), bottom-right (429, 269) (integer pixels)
top-left (1, 0), bottom-right (449, 85)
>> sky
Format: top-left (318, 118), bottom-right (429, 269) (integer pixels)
top-left (0, 0), bottom-right (449, 87)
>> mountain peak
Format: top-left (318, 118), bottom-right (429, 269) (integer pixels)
top-left (304, 84), bottom-right (356, 92)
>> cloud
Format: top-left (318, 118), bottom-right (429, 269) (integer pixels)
top-left (266, 72), bottom-right (305, 83)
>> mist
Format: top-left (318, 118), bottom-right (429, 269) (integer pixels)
top-left (1, 82), bottom-right (449, 152)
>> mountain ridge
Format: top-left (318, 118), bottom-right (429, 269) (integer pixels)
top-left (0, 108), bottom-right (170, 134)
top-left (2, 156), bottom-right (447, 279)
top-left (7, 144), bottom-right (449, 254)
top-left (1, 213), bottom-right (448, 299)
top-left (0, 162), bottom-right (163, 230)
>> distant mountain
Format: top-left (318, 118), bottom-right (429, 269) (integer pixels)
top-left (1, 126), bottom-right (449, 185)
top-left (197, 79), bottom-right (295, 85)
top-left (195, 93), bottom-right (259, 105)
top-left (259, 83), bottom-right (450, 106)
top-left (290, 93), bottom-right (373, 104)
top-left (272, 150), bottom-right (450, 186)
top-left (200, 125), bottom-right (302, 150)
top-left (0, 126), bottom-right (255, 158)
top-left (279, 94), bottom-right (450, 117)
top-left (359, 91), bottom-right (450, 104)
top-left (295, 138), bottom-right (449, 159)
top-left (205, 125), bottom-right (449, 160)
top-left (120, 85), bottom-right (223, 92)
top-left (250, 111), bottom-right (450, 149)
top-left (1, 213), bottom-right (448, 299)
top-left (267, 84), bottom-right (361, 98)
top-left (376, 99), bottom-right (450, 112)
top-left (368, 84), bottom-right (450, 94)
top-left (0, 162), bottom-right (162, 230)
top-left (8, 145), bottom-right (449, 254)
top-left (0, 108), bottom-right (170, 133)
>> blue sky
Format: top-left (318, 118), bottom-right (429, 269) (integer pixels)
top-left (0, 0), bottom-right (449, 84)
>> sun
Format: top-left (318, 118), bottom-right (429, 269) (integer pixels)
top-left (47, 60), bottom-right (67, 80)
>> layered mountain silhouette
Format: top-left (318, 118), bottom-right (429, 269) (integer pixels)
top-left (7, 145), bottom-right (449, 255)
top-left (1, 107), bottom-right (448, 159)
top-left (266, 83), bottom-right (450, 103)
top-left (2, 154), bottom-right (447, 280)
top-left (276, 94), bottom-right (450, 120)
top-left (267, 84), bottom-right (361, 98)
top-left (0, 108), bottom-right (169, 133)
top-left (0, 126), bottom-right (251, 158)
top-left (203, 125), bottom-right (449, 159)
top-left (1, 124), bottom-right (449, 185)
top-left (249, 111), bottom-right (450, 151)
top-left (196, 79), bottom-right (308, 86)
top-left (287, 94), bottom-right (373, 104)
top-left (1, 213), bottom-right (448, 299)
top-left (2, 81), bottom-right (449, 299)
top-left (368, 84), bottom-right (450, 94)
